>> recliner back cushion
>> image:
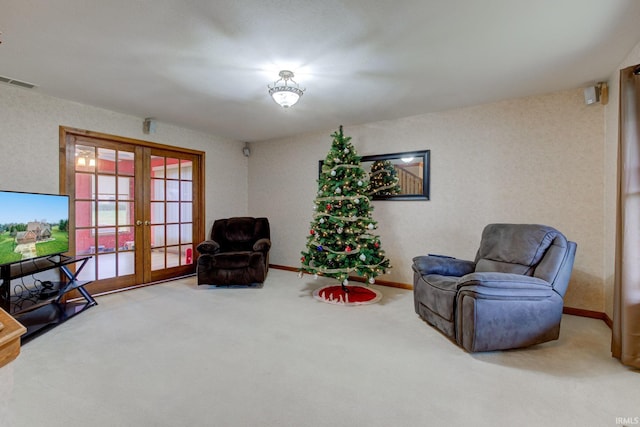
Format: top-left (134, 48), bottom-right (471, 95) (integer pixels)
top-left (225, 218), bottom-right (255, 242)
top-left (211, 217), bottom-right (253, 252)
top-left (474, 224), bottom-right (561, 276)
top-left (211, 217), bottom-right (270, 253)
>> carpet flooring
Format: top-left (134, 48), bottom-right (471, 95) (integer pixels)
top-left (0, 268), bottom-right (638, 427)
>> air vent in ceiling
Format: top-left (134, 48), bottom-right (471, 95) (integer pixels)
top-left (0, 75), bottom-right (37, 89)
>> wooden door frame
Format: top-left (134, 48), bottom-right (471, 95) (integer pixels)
top-left (59, 126), bottom-right (206, 294)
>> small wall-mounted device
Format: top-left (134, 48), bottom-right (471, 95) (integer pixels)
top-left (583, 86), bottom-right (599, 105)
top-left (143, 117), bottom-right (157, 134)
top-left (243, 142), bottom-right (251, 157)
top-left (584, 82), bottom-right (608, 106)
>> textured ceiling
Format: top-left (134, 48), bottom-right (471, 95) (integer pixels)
top-left (1, 0), bottom-right (640, 142)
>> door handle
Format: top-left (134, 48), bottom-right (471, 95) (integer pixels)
top-left (145, 221), bottom-right (151, 226)
top-left (136, 220), bottom-right (143, 226)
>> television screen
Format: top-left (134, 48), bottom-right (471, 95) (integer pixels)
top-left (0, 190), bottom-right (70, 267)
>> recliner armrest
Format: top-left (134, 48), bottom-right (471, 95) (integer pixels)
top-left (197, 239), bottom-right (221, 255)
top-left (412, 255), bottom-right (475, 277)
top-left (456, 272), bottom-right (554, 298)
top-left (253, 238), bottom-right (271, 252)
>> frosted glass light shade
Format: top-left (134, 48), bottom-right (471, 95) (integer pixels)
top-left (270, 89), bottom-right (301, 108)
top-left (268, 70), bottom-right (305, 108)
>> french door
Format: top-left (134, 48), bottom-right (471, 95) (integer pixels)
top-left (60, 128), bottom-right (204, 295)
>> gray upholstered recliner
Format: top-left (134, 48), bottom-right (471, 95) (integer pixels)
top-left (196, 217), bottom-right (271, 286)
top-left (412, 224), bottom-right (577, 352)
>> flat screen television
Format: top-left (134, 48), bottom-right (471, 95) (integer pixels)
top-left (0, 190), bottom-right (70, 267)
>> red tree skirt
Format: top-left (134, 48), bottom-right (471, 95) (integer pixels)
top-left (313, 285), bottom-right (382, 306)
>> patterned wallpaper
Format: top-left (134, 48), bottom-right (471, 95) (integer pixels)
top-left (250, 88), bottom-right (605, 311)
top-left (0, 68), bottom-right (625, 312)
top-left (0, 84), bottom-right (249, 239)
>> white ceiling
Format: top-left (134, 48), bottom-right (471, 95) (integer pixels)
top-left (2, 0), bottom-right (640, 143)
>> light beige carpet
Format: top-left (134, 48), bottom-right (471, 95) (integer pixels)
top-left (0, 268), bottom-right (638, 427)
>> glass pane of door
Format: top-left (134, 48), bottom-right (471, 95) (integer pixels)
top-left (149, 155), bottom-right (194, 273)
top-left (75, 145), bottom-right (136, 282)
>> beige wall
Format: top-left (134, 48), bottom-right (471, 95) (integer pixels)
top-left (249, 88), bottom-right (605, 311)
top-left (603, 39), bottom-right (640, 318)
top-left (1, 63), bottom-right (622, 313)
top-left (0, 84), bottom-right (248, 236)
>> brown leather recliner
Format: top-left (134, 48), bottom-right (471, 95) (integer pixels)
top-left (196, 217), bottom-right (271, 286)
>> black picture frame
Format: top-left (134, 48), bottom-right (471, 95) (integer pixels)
top-left (318, 150), bottom-right (430, 201)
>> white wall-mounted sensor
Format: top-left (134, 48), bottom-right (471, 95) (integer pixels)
top-left (583, 86), bottom-right (599, 105)
top-left (243, 142), bottom-right (251, 157)
top-left (583, 82), bottom-right (608, 106)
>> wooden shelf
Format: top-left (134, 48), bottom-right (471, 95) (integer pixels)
top-left (0, 307), bottom-right (26, 368)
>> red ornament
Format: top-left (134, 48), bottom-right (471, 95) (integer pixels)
top-left (345, 246), bottom-right (352, 252)
top-left (301, 256), bottom-right (305, 262)
top-left (310, 229), bottom-right (315, 235)
top-left (374, 242), bottom-right (380, 248)
top-left (326, 204), bottom-right (332, 211)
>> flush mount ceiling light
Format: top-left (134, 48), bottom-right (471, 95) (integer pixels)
top-left (268, 70), bottom-right (305, 108)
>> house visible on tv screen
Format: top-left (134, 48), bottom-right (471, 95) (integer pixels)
top-left (15, 221), bottom-right (52, 244)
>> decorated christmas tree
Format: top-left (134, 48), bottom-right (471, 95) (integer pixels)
top-left (368, 160), bottom-right (401, 196)
top-left (300, 126), bottom-right (391, 294)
